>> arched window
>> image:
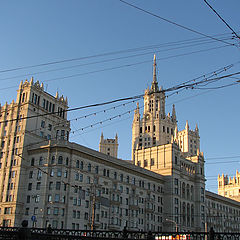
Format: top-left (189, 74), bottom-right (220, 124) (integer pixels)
top-left (191, 204), bottom-right (194, 226)
top-left (182, 202), bottom-right (186, 226)
top-left (76, 160), bottom-right (80, 168)
top-left (187, 203), bottom-right (190, 227)
top-left (187, 184), bottom-right (190, 199)
top-left (66, 157), bottom-right (69, 166)
top-left (191, 185), bottom-right (194, 200)
top-left (182, 182), bottom-right (186, 198)
top-left (58, 156), bottom-right (63, 164)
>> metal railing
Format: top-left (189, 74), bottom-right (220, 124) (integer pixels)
top-left (0, 227), bottom-right (240, 240)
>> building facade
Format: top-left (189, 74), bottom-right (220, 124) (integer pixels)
top-left (0, 57), bottom-right (240, 232)
top-left (132, 56), bottom-right (205, 231)
top-left (0, 78), bottom-right (69, 227)
top-left (218, 170), bottom-right (240, 202)
top-left (206, 191), bottom-right (240, 232)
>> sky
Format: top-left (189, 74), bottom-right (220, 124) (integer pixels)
top-left (0, 1), bottom-right (239, 193)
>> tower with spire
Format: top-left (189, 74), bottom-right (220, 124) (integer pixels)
top-left (131, 55), bottom-right (205, 232)
top-left (132, 55), bottom-right (177, 162)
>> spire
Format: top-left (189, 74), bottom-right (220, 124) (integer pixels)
top-left (19, 80), bottom-right (23, 89)
top-left (153, 54), bottom-right (157, 83)
top-left (172, 104), bottom-right (176, 122)
top-left (195, 123), bottom-right (199, 133)
top-left (150, 54), bottom-right (159, 92)
top-left (100, 132), bottom-right (104, 143)
top-left (115, 133), bottom-right (118, 142)
top-left (185, 120), bottom-right (189, 130)
top-left (30, 77), bottom-right (34, 85)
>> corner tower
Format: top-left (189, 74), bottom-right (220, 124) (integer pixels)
top-left (132, 55), bottom-right (177, 163)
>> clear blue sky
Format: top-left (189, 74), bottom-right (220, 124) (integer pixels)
top-left (0, 1), bottom-right (239, 193)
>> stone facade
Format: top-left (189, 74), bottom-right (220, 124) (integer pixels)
top-left (132, 55), bottom-right (205, 231)
top-left (0, 57), bottom-right (240, 232)
top-left (99, 133), bottom-right (118, 158)
top-left (0, 78), bottom-right (69, 227)
top-left (206, 191), bottom-right (240, 232)
top-left (218, 170), bottom-right (240, 202)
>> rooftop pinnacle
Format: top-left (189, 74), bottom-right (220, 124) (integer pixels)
top-left (151, 54), bottom-right (159, 92)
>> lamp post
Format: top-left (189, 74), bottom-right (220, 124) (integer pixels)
top-left (166, 218), bottom-right (178, 232)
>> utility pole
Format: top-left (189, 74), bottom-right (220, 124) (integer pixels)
top-left (91, 193), bottom-right (96, 231)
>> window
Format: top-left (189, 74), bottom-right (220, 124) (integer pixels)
top-left (35, 195), bottom-right (40, 203)
top-left (58, 156), bottom-right (63, 164)
top-left (39, 157), bottom-right (43, 166)
top-left (53, 207), bottom-right (59, 215)
top-left (57, 169), bottom-right (62, 177)
top-left (49, 182), bottom-right (53, 190)
top-left (25, 208), bottom-right (29, 216)
top-left (41, 120), bottom-right (45, 128)
top-left (80, 161), bottom-right (83, 170)
top-left (144, 160), bottom-right (148, 167)
top-left (37, 170), bottom-right (42, 180)
top-left (34, 207), bottom-right (38, 215)
top-left (48, 124), bottom-right (52, 131)
top-left (47, 208), bottom-right (51, 215)
top-left (76, 160), bottom-right (80, 168)
top-left (29, 171), bottom-right (33, 179)
top-left (48, 195), bottom-right (52, 202)
top-left (31, 158), bottom-right (35, 166)
top-left (150, 158), bottom-right (154, 166)
top-left (88, 164), bottom-right (91, 172)
top-left (95, 166), bottom-right (99, 174)
top-left (26, 195), bottom-right (31, 203)
top-left (28, 183), bottom-right (32, 191)
top-left (56, 182), bottom-right (61, 190)
top-left (51, 156), bottom-right (55, 164)
top-left (36, 182), bottom-right (41, 190)
top-left (55, 194), bottom-right (60, 202)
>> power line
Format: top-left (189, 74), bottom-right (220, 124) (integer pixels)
top-left (0, 32), bottom-right (235, 76)
top-left (203, 0), bottom-right (240, 40)
top-left (119, 0), bottom-right (235, 47)
top-left (0, 94), bottom-right (143, 124)
top-left (0, 44), bottom-right (231, 92)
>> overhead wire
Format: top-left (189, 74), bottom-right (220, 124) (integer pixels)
top-left (0, 44), bottom-right (232, 92)
top-left (203, 0), bottom-right (240, 40)
top-left (119, 0), bottom-right (236, 47)
top-left (0, 32), bottom-right (235, 76)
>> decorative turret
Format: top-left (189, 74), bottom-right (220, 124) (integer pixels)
top-left (185, 120), bottom-right (189, 131)
top-left (99, 133), bottom-right (118, 158)
top-left (19, 80), bottom-right (23, 89)
top-left (30, 77), bottom-right (34, 85)
top-left (172, 104), bottom-right (177, 122)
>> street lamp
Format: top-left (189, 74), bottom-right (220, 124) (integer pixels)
top-left (166, 218), bottom-right (178, 232)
